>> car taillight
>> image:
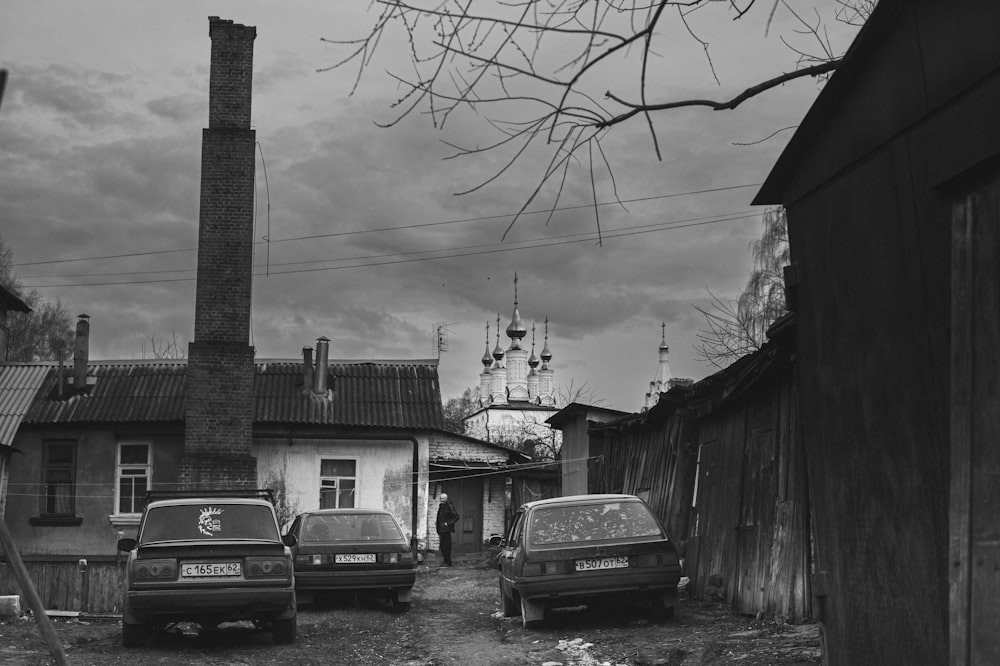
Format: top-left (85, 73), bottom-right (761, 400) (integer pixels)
top-left (134, 558), bottom-right (177, 580)
top-left (377, 552), bottom-right (414, 564)
top-left (523, 562), bottom-right (544, 576)
top-left (245, 557), bottom-right (289, 578)
top-left (634, 553), bottom-right (660, 567)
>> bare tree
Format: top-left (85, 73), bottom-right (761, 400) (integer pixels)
top-left (325, 1), bottom-right (869, 236)
top-left (694, 206), bottom-right (788, 368)
top-left (0, 234), bottom-right (74, 362)
top-left (557, 378), bottom-right (604, 408)
top-left (442, 386), bottom-right (480, 434)
top-left (137, 330), bottom-right (188, 360)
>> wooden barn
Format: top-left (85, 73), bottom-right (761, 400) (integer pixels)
top-left (754, 1), bottom-right (1000, 663)
top-left (574, 317), bottom-right (811, 622)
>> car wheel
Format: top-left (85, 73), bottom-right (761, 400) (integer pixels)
top-left (500, 577), bottom-right (518, 618)
top-left (122, 621), bottom-right (148, 648)
top-left (520, 596), bottom-right (545, 629)
top-left (272, 617), bottom-right (297, 645)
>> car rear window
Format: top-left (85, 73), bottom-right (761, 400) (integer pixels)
top-left (139, 504), bottom-right (280, 543)
top-left (302, 513), bottom-right (404, 542)
top-left (527, 500), bottom-right (664, 546)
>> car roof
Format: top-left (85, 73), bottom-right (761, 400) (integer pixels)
top-left (298, 508), bottom-right (394, 517)
top-left (520, 493), bottom-right (643, 511)
top-left (146, 497), bottom-right (274, 509)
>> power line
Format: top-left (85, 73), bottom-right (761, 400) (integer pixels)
top-left (21, 211), bottom-right (761, 288)
top-left (21, 209), bottom-right (757, 281)
top-left (11, 183), bottom-right (762, 268)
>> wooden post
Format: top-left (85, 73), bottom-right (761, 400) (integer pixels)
top-left (0, 519), bottom-right (69, 666)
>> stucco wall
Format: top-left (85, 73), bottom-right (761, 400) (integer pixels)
top-left (254, 436), bottom-right (430, 548)
top-left (5, 428), bottom-right (183, 556)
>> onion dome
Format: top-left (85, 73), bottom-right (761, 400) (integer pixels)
top-left (528, 323), bottom-right (540, 368)
top-left (492, 314), bottom-right (505, 361)
top-left (481, 322), bottom-right (493, 367)
top-left (505, 273), bottom-right (528, 346)
top-left (540, 316), bottom-right (552, 364)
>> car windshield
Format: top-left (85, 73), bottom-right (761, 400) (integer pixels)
top-left (302, 513), bottom-right (404, 543)
top-left (527, 500), bottom-right (663, 546)
top-left (139, 504), bottom-right (280, 544)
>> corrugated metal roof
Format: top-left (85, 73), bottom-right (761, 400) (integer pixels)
top-left (0, 364), bottom-right (51, 446)
top-left (21, 359), bottom-right (444, 431)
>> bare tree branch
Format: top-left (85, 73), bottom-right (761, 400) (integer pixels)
top-left (326, 1), bottom-right (869, 236)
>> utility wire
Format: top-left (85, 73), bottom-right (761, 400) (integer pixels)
top-left (11, 183), bottom-right (761, 268)
top-left (21, 212), bottom-right (760, 288)
top-left (21, 209), bottom-right (756, 280)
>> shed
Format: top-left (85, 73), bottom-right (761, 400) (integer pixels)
top-left (754, 1), bottom-right (1000, 662)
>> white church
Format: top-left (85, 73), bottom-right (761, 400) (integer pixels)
top-left (462, 276), bottom-right (562, 452)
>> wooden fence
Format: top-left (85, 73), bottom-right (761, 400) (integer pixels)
top-left (0, 556), bottom-right (125, 614)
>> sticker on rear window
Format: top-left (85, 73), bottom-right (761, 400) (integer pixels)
top-left (198, 507), bottom-right (224, 536)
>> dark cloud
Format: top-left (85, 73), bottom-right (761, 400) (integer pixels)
top-left (146, 94), bottom-right (204, 123)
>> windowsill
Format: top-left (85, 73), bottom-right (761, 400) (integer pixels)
top-left (29, 516), bottom-right (83, 527)
top-left (108, 514), bottom-right (141, 527)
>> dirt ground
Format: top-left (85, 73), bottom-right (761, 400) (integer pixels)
top-left (0, 560), bottom-right (821, 665)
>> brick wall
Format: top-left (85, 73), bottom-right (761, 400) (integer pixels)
top-left (430, 438), bottom-right (508, 464)
top-left (182, 17), bottom-right (258, 490)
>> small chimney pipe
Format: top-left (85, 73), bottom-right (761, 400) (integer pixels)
top-left (302, 346), bottom-right (314, 390)
top-left (73, 314), bottom-right (90, 391)
top-left (314, 337), bottom-right (330, 394)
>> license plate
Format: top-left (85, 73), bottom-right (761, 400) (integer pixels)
top-left (335, 553), bottom-right (376, 564)
top-left (181, 561), bottom-right (241, 578)
top-left (575, 556), bottom-right (629, 572)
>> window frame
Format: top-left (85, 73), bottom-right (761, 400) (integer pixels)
top-left (319, 458), bottom-right (358, 509)
top-left (30, 439), bottom-right (82, 526)
top-left (115, 440), bottom-right (152, 518)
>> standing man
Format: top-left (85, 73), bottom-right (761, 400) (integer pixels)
top-left (435, 493), bottom-right (459, 566)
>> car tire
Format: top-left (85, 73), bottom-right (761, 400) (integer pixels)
top-left (500, 577), bottom-right (518, 618)
top-left (122, 621), bottom-right (148, 648)
top-left (272, 617), bottom-right (297, 644)
top-left (520, 596), bottom-right (545, 629)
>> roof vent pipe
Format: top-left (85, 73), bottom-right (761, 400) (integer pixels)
top-left (72, 314), bottom-right (90, 391)
top-left (302, 346), bottom-right (314, 390)
top-left (314, 337), bottom-right (330, 394)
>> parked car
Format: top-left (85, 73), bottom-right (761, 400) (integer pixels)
top-left (489, 494), bottom-right (682, 627)
top-left (116, 490), bottom-right (297, 647)
top-left (286, 508), bottom-right (416, 610)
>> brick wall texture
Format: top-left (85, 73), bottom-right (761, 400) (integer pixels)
top-left (182, 17), bottom-right (258, 490)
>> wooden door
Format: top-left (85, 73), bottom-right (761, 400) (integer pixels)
top-left (442, 477), bottom-right (483, 552)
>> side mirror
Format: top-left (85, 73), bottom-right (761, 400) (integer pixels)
top-left (488, 535), bottom-right (504, 548)
top-left (117, 537), bottom-right (137, 552)
top-left (282, 533), bottom-right (298, 548)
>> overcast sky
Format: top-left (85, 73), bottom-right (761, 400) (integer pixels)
top-left (0, 2), bottom-right (861, 411)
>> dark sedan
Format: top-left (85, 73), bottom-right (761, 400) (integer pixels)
top-left (286, 508), bottom-right (416, 610)
top-left (490, 494), bottom-right (682, 627)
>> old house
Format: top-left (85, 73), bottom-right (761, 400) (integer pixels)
top-left (753, 0), bottom-right (1000, 662)
top-left (0, 283), bottom-right (35, 518)
top-left (0, 330), bottom-right (524, 612)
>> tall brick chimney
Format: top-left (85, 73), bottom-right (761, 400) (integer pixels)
top-left (179, 17), bottom-right (258, 490)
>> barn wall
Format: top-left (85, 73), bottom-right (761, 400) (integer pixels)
top-left (785, 140), bottom-right (951, 662)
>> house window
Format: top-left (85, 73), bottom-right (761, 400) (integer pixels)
top-left (42, 440), bottom-right (76, 516)
top-left (320, 459), bottom-right (356, 509)
top-left (116, 442), bottom-right (151, 515)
